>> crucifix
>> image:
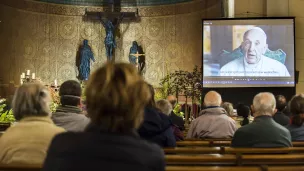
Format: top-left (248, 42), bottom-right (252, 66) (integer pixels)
top-left (85, 0), bottom-right (139, 62)
top-left (129, 41), bottom-right (145, 75)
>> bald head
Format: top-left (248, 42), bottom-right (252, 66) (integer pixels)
top-left (167, 95), bottom-right (177, 107)
top-left (204, 91), bottom-right (222, 107)
top-left (252, 92), bottom-right (276, 117)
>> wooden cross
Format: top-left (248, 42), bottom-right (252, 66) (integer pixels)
top-left (84, 0), bottom-right (139, 62)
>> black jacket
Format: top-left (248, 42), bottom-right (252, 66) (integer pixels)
top-left (138, 107), bottom-right (176, 147)
top-left (43, 124), bottom-right (165, 171)
top-left (169, 111), bottom-right (185, 131)
top-left (232, 115), bottom-right (292, 148)
top-left (273, 111), bottom-right (290, 126)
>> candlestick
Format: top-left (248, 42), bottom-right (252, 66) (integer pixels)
top-left (54, 79), bottom-right (58, 87)
top-left (32, 73), bottom-right (35, 79)
top-left (20, 79), bottom-right (23, 85)
top-left (21, 73), bottom-right (25, 79)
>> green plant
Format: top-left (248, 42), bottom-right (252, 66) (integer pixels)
top-left (159, 65), bottom-right (202, 103)
top-left (0, 99), bottom-right (15, 123)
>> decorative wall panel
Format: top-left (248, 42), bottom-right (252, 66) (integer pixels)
top-left (0, 0), bottom-right (221, 87)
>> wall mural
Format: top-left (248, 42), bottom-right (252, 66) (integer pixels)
top-left (0, 0), bottom-right (221, 88)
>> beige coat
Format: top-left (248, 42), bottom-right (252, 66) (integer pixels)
top-left (0, 116), bottom-right (65, 164)
top-left (186, 107), bottom-right (237, 139)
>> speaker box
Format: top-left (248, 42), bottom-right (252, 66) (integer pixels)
top-left (295, 70), bottom-right (299, 84)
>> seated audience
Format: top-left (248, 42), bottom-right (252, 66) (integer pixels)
top-left (43, 63), bottom-right (165, 171)
top-left (232, 92), bottom-right (292, 147)
top-left (273, 95), bottom-right (290, 126)
top-left (286, 94), bottom-right (304, 141)
top-left (52, 80), bottom-right (90, 132)
top-left (156, 99), bottom-right (184, 141)
top-left (0, 83), bottom-right (65, 164)
top-left (222, 102), bottom-right (234, 117)
top-left (237, 104), bottom-right (251, 126)
top-left (167, 95), bottom-right (185, 131)
top-left (138, 85), bottom-right (176, 147)
top-left (186, 91), bottom-right (237, 139)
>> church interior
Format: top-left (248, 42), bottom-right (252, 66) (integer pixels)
top-left (0, 0), bottom-right (304, 170)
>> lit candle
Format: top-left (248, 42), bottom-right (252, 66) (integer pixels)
top-left (21, 73), bottom-right (25, 79)
top-left (32, 73), bottom-right (35, 79)
top-left (26, 70), bottom-right (30, 75)
top-left (54, 79), bottom-right (57, 87)
top-left (20, 79), bottom-right (23, 85)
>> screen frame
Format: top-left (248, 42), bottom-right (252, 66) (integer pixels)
top-left (201, 16), bottom-right (296, 89)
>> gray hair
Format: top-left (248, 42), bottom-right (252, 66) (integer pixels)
top-left (12, 83), bottom-right (52, 120)
top-left (253, 92), bottom-right (276, 116)
top-left (204, 91), bottom-right (222, 107)
top-left (156, 99), bottom-right (173, 116)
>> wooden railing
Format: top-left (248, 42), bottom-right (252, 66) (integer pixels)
top-left (166, 154), bottom-right (304, 166)
top-left (176, 140), bottom-right (304, 147)
top-left (164, 147), bottom-right (304, 154)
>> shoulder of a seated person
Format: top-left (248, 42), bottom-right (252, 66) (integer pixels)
top-left (221, 58), bottom-right (243, 70)
top-left (262, 56), bottom-right (286, 67)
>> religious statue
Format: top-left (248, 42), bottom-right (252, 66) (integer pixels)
top-left (79, 39), bottom-right (95, 80)
top-left (100, 14), bottom-right (124, 61)
top-left (129, 41), bottom-right (145, 75)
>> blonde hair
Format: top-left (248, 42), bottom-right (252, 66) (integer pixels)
top-left (156, 99), bottom-right (173, 116)
top-left (86, 62), bottom-right (151, 132)
top-left (13, 83), bottom-right (51, 120)
top-left (222, 102), bottom-right (234, 116)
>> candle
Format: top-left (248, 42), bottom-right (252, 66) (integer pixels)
top-left (32, 73), bottom-right (35, 79)
top-left (20, 79), bottom-right (23, 85)
top-left (54, 79), bottom-right (58, 87)
top-left (26, 70), bottom-right (30, 75)
top-left (21, 73), bottom-right (25, 79)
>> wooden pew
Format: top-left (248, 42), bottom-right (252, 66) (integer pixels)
top-left (164, 147), bottom-right (304, 154)
top-left (164, 147), bottom-right (222, 154)
top-left (166, 154), bottom-right (237, 165)
top-left (166, 166), bottom-right (304, 171)
top-left (177, 140), bottom-right (304, 147)
top-left (0, 164), bottom-right (41, 171)
top-left (166, 154), bottom-right (304, 166)
top-left (166, 166), bottom-right (260, 171)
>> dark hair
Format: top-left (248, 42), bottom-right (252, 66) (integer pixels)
top-left (275, 95), bottom-right (287, 112)
top-left (290, 94), bottom-right (304, 127)
top-left (146, 84), bottom-right (156, 108)
top-left (237, 104), bottom-right (250, 126)
top-left (59, 80), bottom-right (81, 106)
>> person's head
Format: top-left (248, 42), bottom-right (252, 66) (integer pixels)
top-left (289, 94), bottom-right (304, 126)
top-left (156, 99), bottom-right (173, 116)
top-left (204, 91), bottom-right (222, 107)
top-left (222, 102), bottom-right (234, 116)
top-left (241, 27), bottom-right (268, 64)
top-left (12, 83), bottom-right (52, 121)
top-left (167, 95), bottom-right (177, 108)
top-left (275, 95), bottom-right (287, 112)
top-left (252, 92), bottom-right (276, 117)
top-left (83, 39), bottom-right (88, 46)
top-left (146, 84), bottom-right (156, 108)
top-left (237, 104), bottom-right (250, 118)
top-left (59, 80), bottom-right (81, 106)
top-left (85, 62), bottom-right (151, 133)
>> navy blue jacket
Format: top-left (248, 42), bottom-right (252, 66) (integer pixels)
top-left (43, 124), bottom-right (165, 171)
top-left (138, 107), bottom-right (176, 147)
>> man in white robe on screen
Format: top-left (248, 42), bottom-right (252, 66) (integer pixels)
top-left (220, 27), bottom-right (290, 77)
